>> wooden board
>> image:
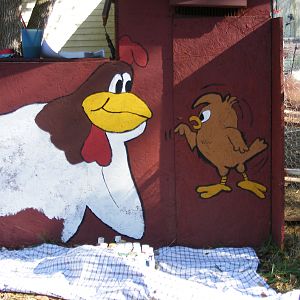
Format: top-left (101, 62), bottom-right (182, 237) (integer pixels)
top-left (170, 0), bottom-right (247, 7)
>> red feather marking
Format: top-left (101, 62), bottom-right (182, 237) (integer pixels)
top-left (81, 125), bottom-right (112, 166)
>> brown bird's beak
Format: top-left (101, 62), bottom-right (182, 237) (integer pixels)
top-left (189, 115), bottom-right (201, 130)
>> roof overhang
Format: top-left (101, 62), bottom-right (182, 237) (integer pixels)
top-left (169, 0), bottom-right (247, 7)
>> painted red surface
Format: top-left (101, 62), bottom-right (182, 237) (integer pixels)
top-left (271, 18), bottom-right (285, 246)
top-left (118, 0), bottom-right (177, 248)
top-left (173, 17), bottom-right (272, 247)
top-left (0, 60), bottom-right (107, 113)
top-left (0, 0), bottom-right (283, 248)
top-left (117, 0), bottom-right (283, 247)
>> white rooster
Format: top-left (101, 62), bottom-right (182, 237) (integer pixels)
top-left (0, 61), bottom-right (152, 242)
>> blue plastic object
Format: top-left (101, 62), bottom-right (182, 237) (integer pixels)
top-left (22, 29), bottom-right (44, 58)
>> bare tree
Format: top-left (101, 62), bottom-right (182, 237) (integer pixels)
top-left (0, 0), bottom-right (56, 52)
top-left (0, 0), bottom-right (22, 51)
top-left (27, 0), bottom-right (56, 29)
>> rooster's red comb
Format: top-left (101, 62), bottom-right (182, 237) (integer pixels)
top-left (119, 35), bottom-right (149, 67)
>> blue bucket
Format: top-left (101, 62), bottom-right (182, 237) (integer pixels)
top-left (22, 29), bottom-right (44, 58)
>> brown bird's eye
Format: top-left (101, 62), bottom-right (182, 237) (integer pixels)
top-left (199, 110), bottom-right (211, 123)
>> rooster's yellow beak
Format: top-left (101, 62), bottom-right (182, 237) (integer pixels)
top-left (82, 92), bottom-right (152, 133)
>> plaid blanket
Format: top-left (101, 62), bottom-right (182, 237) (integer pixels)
top-left (0, 244), bottom-right (299, 300)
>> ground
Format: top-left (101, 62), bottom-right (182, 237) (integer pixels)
top-left (258, 224), bottom-right (300, 293)
top-left (0, 295), bottom-right (56, 300)
top-left (260, 183), bottom-right (300, 293)
top-left (285, 184), bottom-right (300, 221)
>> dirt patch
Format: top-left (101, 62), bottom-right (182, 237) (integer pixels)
top-left (285, 184), bottom-right (300, 221)
top-left (0, 294), bottom-right (58, 300)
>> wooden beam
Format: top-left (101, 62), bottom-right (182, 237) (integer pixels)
top-left (284, 109), bottom-right (300, 125)
top-left (169, 0), bottom-right (247, 7)
top-left (285, 168), bottom-right (300, 176)
top-left (285, 176), bottom-right (300, 183)
top-left (285, 216), bottom-right (300, 222)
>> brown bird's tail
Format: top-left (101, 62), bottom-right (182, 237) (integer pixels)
top-left (243, 138), bottom-right (268, 162)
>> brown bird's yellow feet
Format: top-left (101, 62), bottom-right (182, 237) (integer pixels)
top-left (237, 173), bottom-right (267, 199)
top-left (196, 176), bottom-right (232, 199)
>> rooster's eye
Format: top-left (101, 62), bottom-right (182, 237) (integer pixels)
top-left (109, 73), bottom-right (132, 93)
top-left (109, 74), bottom-right (123, 93)
top-left (122, 73), bottom-right (132, 93)
top-left (125, 81), bottom-right (132, 92)
top-left (199, 110), bottom-right (211, 123)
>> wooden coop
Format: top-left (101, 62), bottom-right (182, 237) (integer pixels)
top-left (0, 0), bottom-right (284, 248)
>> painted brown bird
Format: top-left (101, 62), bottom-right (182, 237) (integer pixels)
top-left (175, 93), bottom-right (268, 199)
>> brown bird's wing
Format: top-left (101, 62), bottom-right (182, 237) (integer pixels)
top-left (225, 128), bottom-right (249, 153)
top-left (174, 123), bottom-right (197, 150)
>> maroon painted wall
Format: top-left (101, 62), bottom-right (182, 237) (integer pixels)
top-left (271, 17), bottom-right (285, 246)
top-left (117, 0), bottom-right (284, 247)
top-left (0, 0), bottom-right (283, 248)
top-left (117, 0), bottom-right (177, 248)
top-left (173, 18), bottom-right (272, 247)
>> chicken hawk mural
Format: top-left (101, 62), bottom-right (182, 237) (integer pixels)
top-left (0, 56), bottom-right (152, 242)
top-left (175, 92), bottom-right (268, 199)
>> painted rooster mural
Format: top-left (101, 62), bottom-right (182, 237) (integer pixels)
top-left (0, 39), bottom-right (152, 242)
top-left (175, 92), bottom-right (268, 199)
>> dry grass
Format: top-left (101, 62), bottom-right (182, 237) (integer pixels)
top-left (257, 224), bottom-right (300, 293)
top-left (258, 182), bottom-right (300, 293)
top-left (285, 185), bottom-right (300, 221)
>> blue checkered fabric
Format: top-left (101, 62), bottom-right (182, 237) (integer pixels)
top-left (0, 244), bottom-right (299, 300)
top-left (156, 246), bottom-right (267, 296)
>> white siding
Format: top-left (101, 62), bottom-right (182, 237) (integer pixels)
top-left (21, 0), bottom-right (115, 58)
top-left (61, 2), bottom-right (115, 57)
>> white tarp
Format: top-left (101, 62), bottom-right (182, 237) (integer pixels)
top-left (0, 244), bottom-right (299, 300)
